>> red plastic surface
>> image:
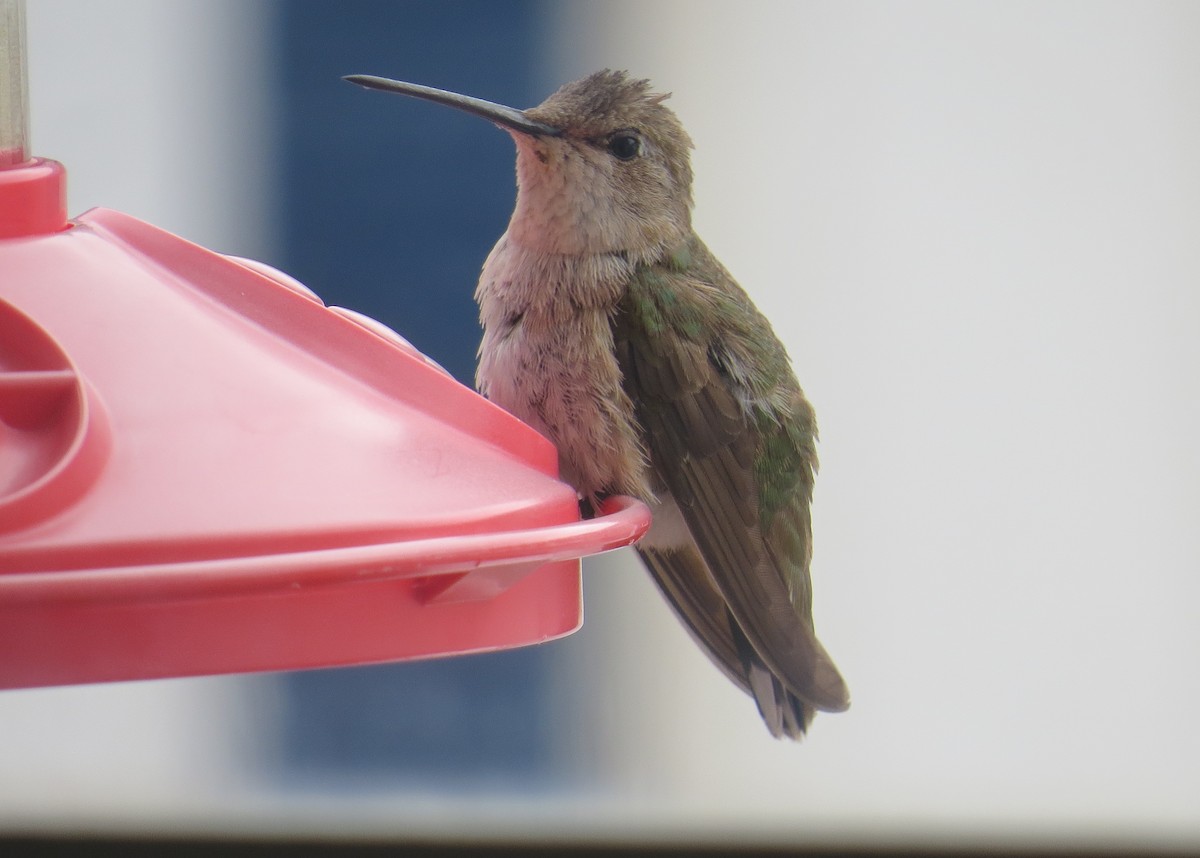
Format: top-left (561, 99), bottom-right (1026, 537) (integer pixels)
top-left (0, 158), bottom-right (68, 238)
top-left (0, 162), bottom-right (650, 688)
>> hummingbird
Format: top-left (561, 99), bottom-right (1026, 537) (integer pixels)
top-left (345, 70), bottom-right (850, 738)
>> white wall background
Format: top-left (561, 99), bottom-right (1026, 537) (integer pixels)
top-left (24, 0), bottom-right (275, 254)
top-left (3, 1), bottom-right (1199, 850)
top-left (552, 1), bottom-right (1200, 846)
top-left (2, 0), bottom-right (277, 830)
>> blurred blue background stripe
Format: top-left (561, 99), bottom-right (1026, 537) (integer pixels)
top-left (270, 0), bottom-right (563, 788)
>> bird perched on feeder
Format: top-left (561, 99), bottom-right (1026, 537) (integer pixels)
top-left (345, 69), bottom-right (849, 738)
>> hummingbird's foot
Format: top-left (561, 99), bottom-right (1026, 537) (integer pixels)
top-left (578, 493), bottom-right (607, 520)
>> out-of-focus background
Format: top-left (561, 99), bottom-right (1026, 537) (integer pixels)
top-left (4, 0), bottom-right (1200, 850)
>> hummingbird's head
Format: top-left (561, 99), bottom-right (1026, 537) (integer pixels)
top-left (512, 70), bottom-right (695, 258)
top-left (344, 70), bottom-right (695, 259)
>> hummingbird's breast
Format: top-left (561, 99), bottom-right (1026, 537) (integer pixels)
top-left (475, 234), bottom-right (653, 501)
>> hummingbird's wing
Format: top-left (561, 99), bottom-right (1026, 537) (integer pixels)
top-left (633, 543), bottom-right (748, 691)
top-left (614, 241), bottom-right (850, 726)
top-left (636, 541), bottom-right (814, 737)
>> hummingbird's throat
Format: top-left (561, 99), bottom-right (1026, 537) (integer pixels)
top-left (508, 137), bottom-right (687, 258)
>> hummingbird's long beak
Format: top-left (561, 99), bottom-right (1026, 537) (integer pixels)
top-left (343, 75), bottom-right (562, 138)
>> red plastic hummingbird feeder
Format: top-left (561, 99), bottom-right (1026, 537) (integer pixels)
top-left (0, 12), bottom-right (649, 689)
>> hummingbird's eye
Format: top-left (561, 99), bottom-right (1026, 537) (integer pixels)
top-left (607, 132), bottom-right (642, 161)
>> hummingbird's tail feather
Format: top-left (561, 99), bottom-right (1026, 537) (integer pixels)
top-left (732, 610), bottom-right (814, 738)
top-left (745, 663), bottom-right (784, 736)
top-left (780, 692), bottom-right (808, 738)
